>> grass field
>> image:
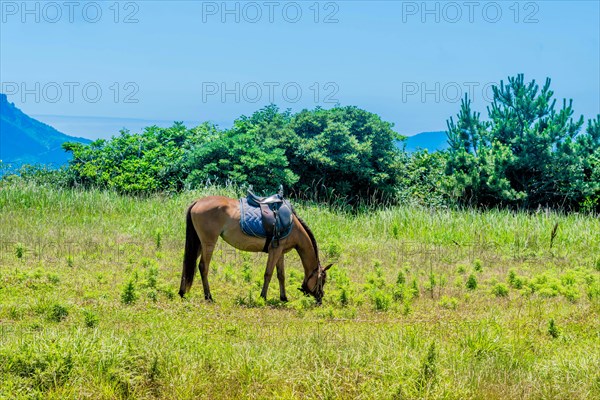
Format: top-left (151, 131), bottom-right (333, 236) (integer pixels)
top-left (1, 181), bottom-right (599, 399)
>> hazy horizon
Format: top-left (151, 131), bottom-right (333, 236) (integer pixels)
top-left (27, 109), bottom-right (446, 140)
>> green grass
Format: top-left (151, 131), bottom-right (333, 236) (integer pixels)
top-left (1, 180), bottom-right (599, 399)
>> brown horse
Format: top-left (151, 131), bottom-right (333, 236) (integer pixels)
top-left (178, 196), bottom-right (332, 304)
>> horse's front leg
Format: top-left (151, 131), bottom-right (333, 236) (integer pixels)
top-left (260, 247), bottom-right (282, 301)
top-left (276, 255), bottom-right (288, 302)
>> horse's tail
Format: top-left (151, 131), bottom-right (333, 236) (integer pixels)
top-left (179, 202), bottom-right (201, 297)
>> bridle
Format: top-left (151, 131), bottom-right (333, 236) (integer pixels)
top-left (299, 265), bottom-right (325, 299)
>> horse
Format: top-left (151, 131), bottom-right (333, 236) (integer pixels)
top-left (178, 196), bottom-right (332, 304)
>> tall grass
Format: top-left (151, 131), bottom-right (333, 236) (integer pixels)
top-left (1, 180), bottom-right (599, 399)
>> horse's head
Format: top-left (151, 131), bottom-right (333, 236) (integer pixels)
top-left (299, 263), bottom-right (333, 305)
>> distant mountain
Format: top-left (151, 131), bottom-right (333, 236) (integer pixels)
top-left (0, 94), bottom-right (90, 167)
top-left (400, 131), bottom-right (449, 153)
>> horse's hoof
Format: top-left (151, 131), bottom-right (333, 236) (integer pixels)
top-left (205, 295), bottom-right (214, 303)
top-left (280, 296), bottom-right (289, 302)
top-left (178, 290), bottom-right (185, 298)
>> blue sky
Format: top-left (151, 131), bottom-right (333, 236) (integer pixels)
top-left (1, 0), bottom-right (599, 138)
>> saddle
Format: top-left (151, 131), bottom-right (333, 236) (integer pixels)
top-left (240, 186), bottom-right (294, 253)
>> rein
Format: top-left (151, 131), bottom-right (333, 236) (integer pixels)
top-left (301, 266), bottom-right (323, 296)
top-left (293, 209), bottom-right (327, 301)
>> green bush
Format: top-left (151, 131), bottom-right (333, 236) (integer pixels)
top-left (58, 104), bottom-right (408, 205)
top-left (47, 304), bottom-right (69, 322)
top-left (146, 265), bottom-right (158, 289)
top-left (438, 296), bottom-right (459, 310)
top-left (64, 123), bottom-right (215, 194)
top-left (396, 270), bottom-right (406, 285)
top-left (339, 287), bottom-right (349, 307)
top-left (548, 318), bottom-right (560, 339)
top-left (14, 243), bottom-right (25, 259)
top-left (326, 241), bottom-right (342, 259)
top-left (121, 279), bottom-right (138, 305)
top-left (466, 274), bottom-right (478, 290)
top-left (492, 283), bottom-right (509, 297)
top-left (83, 309), bottom-right (99, 328)
top-left (372, 290), bottom-right (391, 311)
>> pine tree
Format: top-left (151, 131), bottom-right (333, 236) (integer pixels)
top-left (445, 74), bottom-right (595, 210)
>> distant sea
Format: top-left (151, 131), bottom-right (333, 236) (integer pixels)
top-left (31, 115), bottom-right (225, 140)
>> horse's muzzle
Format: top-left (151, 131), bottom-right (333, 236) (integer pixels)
top-left (298, 287), bottom-right (310, 296)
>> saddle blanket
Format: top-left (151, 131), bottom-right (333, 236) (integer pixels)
top-left (239, 198), bottom-right (293, 239)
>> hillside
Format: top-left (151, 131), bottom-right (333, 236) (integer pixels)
top-left (0, 94), bottom-right (90, 166)
top-left (403, 131), bottom-right (449, 152)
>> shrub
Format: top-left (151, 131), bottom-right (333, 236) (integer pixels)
top-left (372, 290), bottom-right (391, 311)
top-left (147, 289), bottom-right (158, 302)
top-left (47, 273), bottom-right (60, 285)
top-left (418, 341), bottom-right (437, 389)
top-left (586, 284), bottom-right (600, 300)
top-left (146, 265), bottom-right (158, 289)
top-left (396, 270), bottom-right (406, 286)
top-left (15, 243), bottom-right (25, 259)
top-left (330, 266), bottom-right (350, 287)
top-left (48, 304), bottom-right (69, 322)
top-left (402, 299), bottom-right (412, 316)
top-left (438, 296), bottom-right (459, 310)
top-left (391, 222), bottom-right (400, 239)
top-left (548, 318), bottom-right (560, 338)
top-left (366, 260), bottom-right (386, 289)
top-left (64, 123), bottom-right (205, 194)
top-left (222, 264), bottom-right (235, 283)
top-left (241, 262), bottom-right (252, 283)
top-left (492, 283), bottom-right (509, 297)
top-left (508, 269), bottom-right (526, 289)
top-left (326, 241), bottom-right (342, 259)
top-left (538, 286), bottom-right (559, 298)
top-left (83, 309), bottom-right (99, 328)
top-left (561, 287), bottom-right (580, 303)
top-left (393, 285), bottom-right (408, 301)
top-left (154, 229), bottom-right (162, 249)
top-left (410, 278), bottom-right (420, 298)
top-left (426, 272), bottom-right (436, 296)
top-left (235, 289), bottom-right (266, 308)
top-left (159, 285), bottom-right (176, 300)
top-left (466, 274), bottom-right (478, 290)
top-left (121, 279), bottom-right (138, 305)
top-left (339, 287), bottom-right (349, 307)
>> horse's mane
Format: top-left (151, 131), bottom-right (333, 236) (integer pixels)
top-left (293, 210), bottom-right (319, 261)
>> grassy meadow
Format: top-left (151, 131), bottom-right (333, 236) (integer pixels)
top-left (0, 180), bottom-right (599, 399)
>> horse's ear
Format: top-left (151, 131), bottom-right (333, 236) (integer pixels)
top-left (324, 263), bottom-right (333, 271)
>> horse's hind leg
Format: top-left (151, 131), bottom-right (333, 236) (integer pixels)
top-left (199, 241), bottom-right (217, 302)
top-left (276, 255), bottom-right (288, 302)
